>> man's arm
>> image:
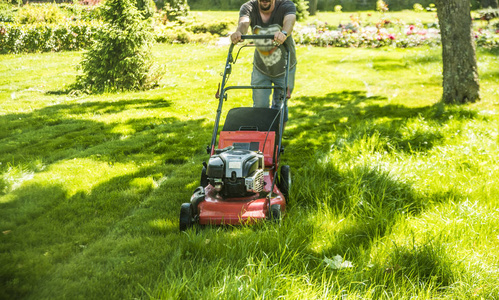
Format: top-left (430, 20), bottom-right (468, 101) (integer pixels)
top-left (274, 14), bottom-right (296, 44)
top-left (231, 16), bottom-right (250, 44)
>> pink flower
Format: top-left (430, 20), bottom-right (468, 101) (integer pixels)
top-left (389, 34), bottom-right (395, 40)
top-left (409, 25), bottom-right (415, 31)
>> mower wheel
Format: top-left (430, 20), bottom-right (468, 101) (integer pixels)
top-left (179, 203), bottom-right (194, 231)
top-left (270, 204), bottom-right (282, 222)
top-left (277, 165), bottom-right (291, 201)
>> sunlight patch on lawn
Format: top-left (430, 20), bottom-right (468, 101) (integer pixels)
top-left (45, 158), bottom-right (140, 197)
top-left (149, 218), bottom-right (177, 233)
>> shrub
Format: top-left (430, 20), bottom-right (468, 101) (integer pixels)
top-left (157, 0), bottom-right (189, 21)
top-left (426, 3), bottom-right (436, 12)
top-left (0, 21), bottom-right (100, 54)
top-left (188, 20), bottom-right (232, 35)
top-left (292, 0), bottom-right (309, 21)
top-left (76, 0), bottom-right (159, 92)
top-left (58, 2), bottom-right (103, 21)
top-left (0, 1), bottom-right (16, 22)
top-left (376, 0), bottom-right (388, 13)
top-left (413, 3), bottom-right (425, 13)
top-left (16, 3), bottom-right (65, 24)
top-left (136, 0), bottom-right (156, 19)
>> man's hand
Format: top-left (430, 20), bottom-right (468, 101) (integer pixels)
top-left (231, 31), bottom-right (243, 44)
top-left (273, 31), bottom-right (287, 46)
top-left (232, 17), bottom-right (250, 44)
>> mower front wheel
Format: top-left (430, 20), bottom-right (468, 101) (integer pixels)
top-left (179, 203), bottom-right (194, 231)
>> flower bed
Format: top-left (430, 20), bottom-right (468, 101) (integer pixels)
top-left (294, 17), bottom-right (498, 48)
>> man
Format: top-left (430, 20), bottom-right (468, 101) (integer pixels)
top-left (230, 0), bottom-right (297, 124)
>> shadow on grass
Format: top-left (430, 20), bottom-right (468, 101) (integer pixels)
top-left (0, 89), bottom-right (483, 298)
top-left (0, 160), bottom-right (197, 299)
top-left (284, 90), bottom-right (474, 289)
top-left (0, 97), bottom-right (216, 298)
top-left (284, 91), bottom-right (479, 162)
top-left (0, 98), bottom-right (212, 169)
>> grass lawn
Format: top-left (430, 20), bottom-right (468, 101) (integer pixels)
top-left (1, 18), bottom-right (499, 299)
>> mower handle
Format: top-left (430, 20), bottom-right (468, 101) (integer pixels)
top-left (209, 33), bottom-right (290, 156)
top-left (240, 34), bottom-right (275, 40)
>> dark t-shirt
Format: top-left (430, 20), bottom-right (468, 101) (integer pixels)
top-left (240, 0), bottom-right (297, 77)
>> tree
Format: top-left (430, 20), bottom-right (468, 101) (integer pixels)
top-left (308, 0), bottom-right (318, 16)
top-left (434, 0), bottom-right (480, 104)
top-left (76, 0), bottom-right (159, 92)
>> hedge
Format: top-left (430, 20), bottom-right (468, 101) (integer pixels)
top-left (0, 21), bottom-right (99, 53)
top-left (0, 20), bottom-right (234, 54)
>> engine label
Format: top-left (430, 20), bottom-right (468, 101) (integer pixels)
top-left (229, 162), bottom-right (242, 169)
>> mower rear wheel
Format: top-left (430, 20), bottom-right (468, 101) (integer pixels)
top-left (277, 165), bottom-right (291, 201)
top-left (179, 203), bottom-right (194, 231)
top-left (270, 204), bottom-right (282, 222)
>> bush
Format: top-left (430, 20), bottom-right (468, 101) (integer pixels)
top-left (292, 0), bottom-right (309, 20)
top-left (136, 0), bottom-right (156, 19)
top-left (0, 1), bottom-right (17, 22)
top-left (16, 3), bottom-right (65, 24)
top-left (57, 3), bottom-right (103, 21)
top-left (156, 0), bottom-right (189, 21)
top-left (0, 21), bottom-right (100, 54)
top-left (76, 0), bottom-right (159, 92)
top-left (187, 20), bottom-right (232, 35)
top-left (413, 3), bottom-right (424, 12)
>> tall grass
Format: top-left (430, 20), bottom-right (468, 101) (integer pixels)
top-left (1, 26), bottom-right (499, 299)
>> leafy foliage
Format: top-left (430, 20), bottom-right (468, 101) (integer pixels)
top-left (76, 0), bottom-right (159, 92)
top-left (15, 3), bottom-right (65, 24)
top-left (292, 0), bottom-right (309, 20)
top-left (157, 0), bottom-right (190, 21)
top-left (0, 21), bottom-right (99, 54)
top-left (0, 0), bottom-right (16, 22)
top-left (136, 0), bottom-right (156, 19)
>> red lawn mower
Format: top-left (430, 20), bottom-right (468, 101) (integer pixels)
top-left (179, 35), bottom-right (291, 231)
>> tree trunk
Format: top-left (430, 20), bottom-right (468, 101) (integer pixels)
top-left (435, 0), bottom-right (480, 104)
top-left (308, 0), bottom-right (318, 16)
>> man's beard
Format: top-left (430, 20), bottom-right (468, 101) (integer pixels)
top-left (259, 1), bottom-right (271, 11)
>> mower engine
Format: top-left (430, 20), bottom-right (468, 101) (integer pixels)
top-left (206, 146), bottom-right (265, 198)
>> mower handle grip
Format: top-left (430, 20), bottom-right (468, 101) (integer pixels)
top-left (240, 35), bottom-right (275, 40)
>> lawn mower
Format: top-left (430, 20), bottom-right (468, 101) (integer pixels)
top-left (179, 35), bottom-right (291, 231)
